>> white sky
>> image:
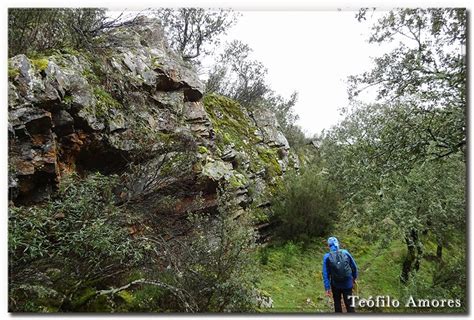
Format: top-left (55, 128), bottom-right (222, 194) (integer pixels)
top-left (211, 10), bottom-right (390, 136)
top-left (108, 9), bottom-right (448, 137)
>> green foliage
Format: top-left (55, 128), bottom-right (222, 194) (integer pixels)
top-left (431, 254), bottom-right (466, 310)
top-left (272, 165), bottom-right (340, 242)
top-left (257, 240), bottom-right (328, 312)
top-left (197, 145), bottom-right (209, 154)
top-left (62, 94), bottom-right (73, 105)
top-left (8, 64), bottom-right (20, 79)
top-left (8, 173), bottom-right (150, 312)
top-left (398, 247), bottom-right (466, 313)
top-left (280, 241), bottom-right (301, 268)
top-left (9, 8), bottom-right (106, 56)
top-left (8, 8), bottom-right (145, 57)
top-left (349, 8), bottom-right (466, 158)
top-left (203, 93), bottom-right (283, 184)
top-left (321, 100), bottom-right (465, 283)
top-left (257, 147), bottom-right (282, 177)
top-left (323, 10), bottom-right (467, 282)
top-left (258, 234), bottom-right (466, 313)
top-left (123, 285), bottom-right (166, 312)
top-left (228, 172), bottom-right (248, 189)
top-left (155, 189), bottom-right (260, 312)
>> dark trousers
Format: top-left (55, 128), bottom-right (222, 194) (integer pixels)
top-left (332, 287), bottom-right (355, 313)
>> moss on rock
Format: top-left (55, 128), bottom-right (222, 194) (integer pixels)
top-left (198, 145), bottom-right (209, 154)
top-left (257, 147), bottom-right (283, 177)
top-left (93, 87), bottom-right (122, 117)
top-left (229, 172), bottom-right (248, 189)
top-left (203, 94), bottom-right (257, 151)
top-left (30, 58), bottom-right (49, 72)
top-left (8, 65), bottom-right (20, 79)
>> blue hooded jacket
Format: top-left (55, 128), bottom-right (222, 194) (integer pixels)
top-left (322, 237), bottom-right (358, 290)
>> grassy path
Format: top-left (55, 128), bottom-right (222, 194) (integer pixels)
top-left (257, 240), bottom-right (332, 312)
top-left (256, 233), bottom-right (450, 313)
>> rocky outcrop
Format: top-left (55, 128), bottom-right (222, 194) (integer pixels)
top-left (8, 17), bottom-right (297, 237)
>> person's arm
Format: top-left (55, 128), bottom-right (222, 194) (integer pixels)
top-left (322, 254), bottom-right (331, 292)
top-left (344, 250), bottom-right (358, 280)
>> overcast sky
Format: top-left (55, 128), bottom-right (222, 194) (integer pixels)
top-left (110, 9), bottom-right (392, 136)
top-left (210, 10), bottom-right (391, 136)
top-left (107, 9), bottom-right (427, 136)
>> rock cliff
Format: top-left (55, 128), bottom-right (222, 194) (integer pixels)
top-left (8, 17), bottom-right (298, 240)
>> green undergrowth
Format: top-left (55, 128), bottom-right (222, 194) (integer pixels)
top-left (93, 86), bottom-right (122, 117)
top-left (257, 231), bottom-right (465, 313)
top-left (257, 240), bottom-right (328, 312)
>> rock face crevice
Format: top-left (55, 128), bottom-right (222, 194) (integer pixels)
top-left (8, 17), bottom-right (298, 236)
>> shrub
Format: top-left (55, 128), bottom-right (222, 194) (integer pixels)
top-left (280, 241), bottom-right (300, 268)
top-left (9, 174), bottom-right (261, 312)
top-left (154, 189), bottom-right (260, 312)
top-left (272, 165), bottom-right (341, 242)
top-left (8, 173), bottom-right (149, 311)
top-left (399, 255), bottom-right (466, 313)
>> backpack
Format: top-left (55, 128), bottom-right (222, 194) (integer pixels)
top-left (328, 250), bottom-right (352, 281)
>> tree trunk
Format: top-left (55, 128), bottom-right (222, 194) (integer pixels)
top-left (401, 229), bottom-right (421, 284)
top-left (401, 235), bottom-right (415, 284)
top-left (414, 230), bottom-right (422, 271)
top-left (436, 240), bottom-right (443, 261)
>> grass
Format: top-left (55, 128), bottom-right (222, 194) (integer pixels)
top-left (257, 240), bottom-right (330, 312)
top-left (256, 231), bottom-right (465, 313)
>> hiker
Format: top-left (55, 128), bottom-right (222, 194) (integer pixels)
top-left (322, 236), bottom-right (358, 313)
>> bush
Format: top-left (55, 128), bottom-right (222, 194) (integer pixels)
top-left (280, 241), bottom-right (301, 268)
top-left (9, 175), bottom-right (261, 312)
top-left (154, 189), bottom-right (260, 312)
top-left (399, 258), bottom-right (466, 313)
top-left (8, 173), bottom-right (149, 311)
top-left (273, 165), bottom-right (340, 242)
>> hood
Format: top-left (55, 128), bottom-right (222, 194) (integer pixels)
top-left (328, 236), bottom-right (340, 252)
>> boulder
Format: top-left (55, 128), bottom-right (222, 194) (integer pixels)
top-left (201, 160), bottom-right (233, 181)
top-left (250, 108), bottom-right (290, 150)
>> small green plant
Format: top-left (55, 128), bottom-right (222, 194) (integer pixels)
top-left (281, 241), bottom-right (300, 268)
top-left (197, 145), bottom-right (208, 154)
top-left (30, 58), bottom-right (49, 71)
top-left (62, 94), bottom-right (73, 105)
